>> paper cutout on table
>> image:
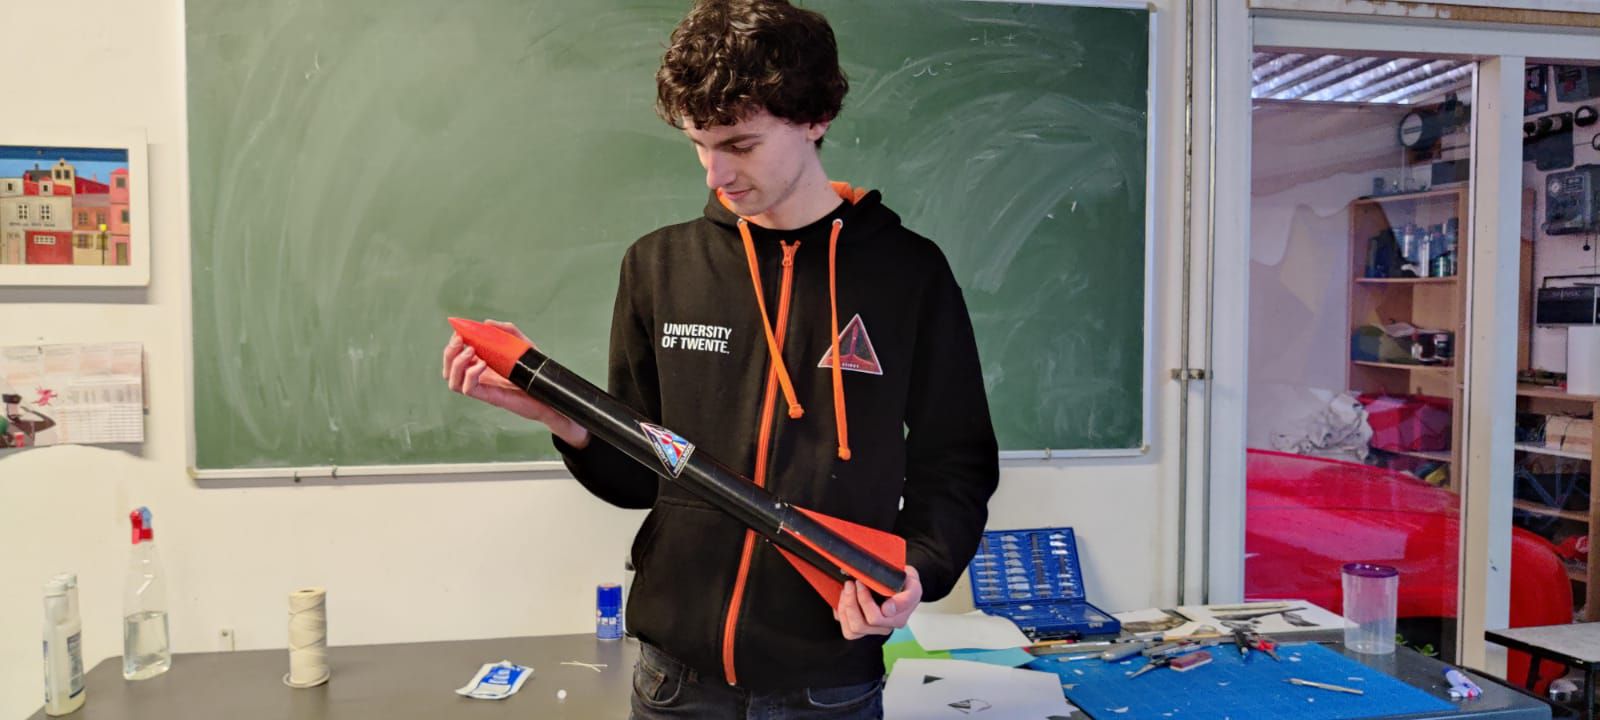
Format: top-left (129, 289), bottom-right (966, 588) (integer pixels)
top-left (1174, 600), bottom-right (1350, 636)
top-left (1, 342), bottom-right (143, 448)
top-left (949, 647), bottom-right (1038, 667)
top-left (1112, 607), bottom-right (1190, 636)
top-left (884, 626), bottom-right (954, 672)
top-left (885, 659), bottom-right (1078, 719)
top-left (907, 610), bottom-right (1031, 651)
top-left (949, 698), bottom-right (992, 713)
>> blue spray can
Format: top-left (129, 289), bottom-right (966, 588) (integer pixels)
top-left (596, 583), bottom-right (622, 640)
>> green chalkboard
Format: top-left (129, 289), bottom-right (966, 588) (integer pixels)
top-left (188, 0), bottom-right (1149, 470)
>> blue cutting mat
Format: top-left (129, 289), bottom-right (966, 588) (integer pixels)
top-left (1029, 642), bottom-right (1457, 720)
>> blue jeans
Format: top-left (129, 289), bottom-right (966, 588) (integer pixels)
top-left (630, 642), bottom-right (885, 720)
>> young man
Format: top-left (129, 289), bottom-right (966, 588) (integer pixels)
top-left (444, 1), bottom-right (997, 716)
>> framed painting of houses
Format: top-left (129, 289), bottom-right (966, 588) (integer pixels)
top-left (0, 129), bottom-right (149, 286)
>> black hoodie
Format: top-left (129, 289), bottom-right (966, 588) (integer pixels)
top-left (555, 182), bottom-right (999, 692)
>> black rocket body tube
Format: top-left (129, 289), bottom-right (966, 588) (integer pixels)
top-left (448, 318), bottom-right (907, 602)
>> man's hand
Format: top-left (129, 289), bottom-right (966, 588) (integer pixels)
top-left (442, 319), bottom-right (589, 448)
top-left (834, 565), bottom-right (921, 640)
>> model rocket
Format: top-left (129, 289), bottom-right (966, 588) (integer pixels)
top-left (448, 318), bottom-right (907, 606)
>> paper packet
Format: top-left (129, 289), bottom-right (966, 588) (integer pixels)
top-left (455, 660), bottom-right (533, 700)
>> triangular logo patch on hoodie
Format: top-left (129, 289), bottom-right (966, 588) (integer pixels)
top-left (640, 422), bottom-right (694, 477)
top-left (817, 313), bottom-right (883, 376)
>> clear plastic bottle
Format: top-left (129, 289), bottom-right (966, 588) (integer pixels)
top-left (123, 507), bottom-right (171, 680)
top-left (43, 575), bottom-right (85, 715)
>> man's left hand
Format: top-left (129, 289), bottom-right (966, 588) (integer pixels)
top-left (835, 565), bottom-right (922, 639)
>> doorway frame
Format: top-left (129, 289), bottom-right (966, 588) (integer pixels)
top-left (1208, 9), bottom-right (1600, 671)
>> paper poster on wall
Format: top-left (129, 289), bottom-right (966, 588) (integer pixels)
top-left (0, 129), bottom-right (150, 287)
top-left (1525, 64), bottom-right (1548, 116)
top-left (0, 342), bottom-right (144, 448)
top-left (1555, 64), bottom-right (1600, 103)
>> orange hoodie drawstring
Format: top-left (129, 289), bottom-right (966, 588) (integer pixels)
top-left (729, 189), bottom-right (857, 462)
top-left (738, 219), bottom-right (804, 419)
top-left (826, 218), bottom-right (851, 461)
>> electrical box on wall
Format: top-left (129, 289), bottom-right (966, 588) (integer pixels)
top-left (1555, 65), bottom-right (1600, 103)
top-left (1545, 165), bottom-right (1600, 236)
top-left (1536, 285), bottom-right (1600, 326)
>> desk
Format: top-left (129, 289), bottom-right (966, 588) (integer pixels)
top-left (1487, 623), bottom-right (1600, 720)
top-left (1294, 643), bottom-right (1549, 720)
top-left (1040, 636), bottom-right (1549, 720)
top-left (26, 634), bottom-right (637, 719)
top-left (30, 634), bottom-right (1549, 720)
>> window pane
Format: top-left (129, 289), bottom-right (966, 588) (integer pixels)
top-left (1247, 50), bottom-right (1475, 665)
top-left (1509, 59), bottom-right (1598, 628)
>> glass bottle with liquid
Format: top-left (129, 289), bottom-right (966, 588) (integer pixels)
top-left (123, 507), bottom-right (171, 680)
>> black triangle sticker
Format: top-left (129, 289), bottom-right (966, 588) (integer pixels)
top-left (817, 313), bottom-right (884, 375)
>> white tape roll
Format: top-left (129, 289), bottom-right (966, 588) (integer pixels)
top-left (284, 587), bottom-right (330, 688)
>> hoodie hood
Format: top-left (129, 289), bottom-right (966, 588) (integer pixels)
top-left (704, 181), bottom-right (902, 238)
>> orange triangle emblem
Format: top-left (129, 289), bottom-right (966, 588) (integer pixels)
top-left (817, 314), bottom-right (883, 376)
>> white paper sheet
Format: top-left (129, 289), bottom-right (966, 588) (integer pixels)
top-left (1, 342), bottom-right (143, 448)
top-left (885, 659), bottom-right (1078, 719)
top-left (907, 610), bottom-right (1031, 651)
top-left (1111, 607), bottom-right (1192, 637)
top-left (1172, 600), bottom-right (1351, 636)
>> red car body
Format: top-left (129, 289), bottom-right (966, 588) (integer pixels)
top-left (1246, 449), bottom-right (1571, 690)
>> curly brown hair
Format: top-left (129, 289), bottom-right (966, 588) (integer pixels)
top-left (655, 0), bottom-right (848, 146)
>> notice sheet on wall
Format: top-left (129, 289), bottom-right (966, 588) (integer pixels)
top-left (1, 342), bottom-right (144, 448)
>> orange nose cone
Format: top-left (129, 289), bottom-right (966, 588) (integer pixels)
top-left (448, 317), bottom-right (530, 380)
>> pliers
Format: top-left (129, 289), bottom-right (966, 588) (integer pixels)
top-left (1230, 626), bottom-right (1280, 661)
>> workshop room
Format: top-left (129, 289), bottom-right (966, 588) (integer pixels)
top-left (3, 1), bottom-right (1599, 719)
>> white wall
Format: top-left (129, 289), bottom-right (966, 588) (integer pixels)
top-left (1246, 102), bottom-right (1410, 448)
top-left (1524, 67), bottom-right (1600, 372)
top-left (0, 1), bottom-right (1199, 715)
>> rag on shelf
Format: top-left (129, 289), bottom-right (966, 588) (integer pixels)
top-left (1271, 392), bottom-right (1372, 462)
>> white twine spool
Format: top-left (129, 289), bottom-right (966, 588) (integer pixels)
top-left (284, 587), bottom-right (330, 688)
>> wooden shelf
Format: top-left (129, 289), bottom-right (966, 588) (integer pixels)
top-left (1513, 500), bottom-right (1589, 523)
top-left (1516, 384), bottom-right (1600, 403)
top-left (1373, 447), bottom-right (1452, 463)
top-left (1353, 277), bottom-right (1459, 285)
top-left (1514, 443), bottom-right (1593, 461)
top-left (1352, 361), bottom-right (1454, 373)
top-left (1512, 386), bottom-right (1598, 621)
top-left (1353, 187), bottom-right (1468, 205)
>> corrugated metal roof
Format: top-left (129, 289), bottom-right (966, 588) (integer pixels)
top-left (1253, 52), bottom-right (1473, 104)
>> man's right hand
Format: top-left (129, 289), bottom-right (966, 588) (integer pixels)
top-left (442, 319), bottom-right (590, 448)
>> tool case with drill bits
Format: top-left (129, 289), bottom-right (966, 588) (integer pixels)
top-left (967, 527), bottom-right (1120, 641)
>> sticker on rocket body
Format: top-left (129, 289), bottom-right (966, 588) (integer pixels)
top-left (641, 422), bottom-right (695, 477)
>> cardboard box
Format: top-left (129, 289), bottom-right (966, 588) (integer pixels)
top-left (1544, 415), bottom-right (1594, 455)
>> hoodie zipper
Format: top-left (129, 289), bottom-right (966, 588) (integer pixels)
top-left (721, 239), bottom-right (799, 686)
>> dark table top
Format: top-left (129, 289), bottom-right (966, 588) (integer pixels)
top-left (28, 633), bottom-right (1549, 720)
top-left (1321, 642), bottom-right (1549, 720)
top-left (26, 634), bottom-right (636, 720)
